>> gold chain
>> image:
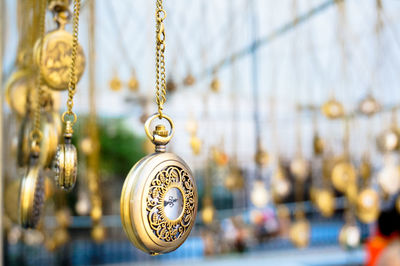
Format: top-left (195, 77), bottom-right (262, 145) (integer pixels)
top-left (155, 0), bottom-right (167, 118)
top-left (30, 0), bottom-right (47, 145)
top-left (63, 0), bottom-right (81, 127)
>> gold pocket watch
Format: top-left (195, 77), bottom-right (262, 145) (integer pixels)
top-left (33, 9), bottom-right (86, 90)
top-left (356, 188), bottom-right (379, 223)
top-left (321, 97), bottom-right (344, 119)
top-left (121, 114), bottom-right (198, 255)
top-left (289, 218), bottom-right (310, 248)
top-left (17, 111), bottom-right (60, 168)
top-left (5, 69), bottom-right (35, 118)
top-left (315, 189), bottom-right (335, 217)
top-left (19, 155), bottom-right (45, 229)
top-left (331, 162), bottom-right (356, 193)
top-left (358, 94), bottom-right (380, 116)
top-left (290, 156), bottom-right (310, 182)
top-left (338, 223), bottom-right (360, 249)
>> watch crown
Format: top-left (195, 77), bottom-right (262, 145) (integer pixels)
top-left (153, 124), bottom-right (168, 137)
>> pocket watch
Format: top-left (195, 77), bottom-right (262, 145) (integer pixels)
top-left (33, 10), bottom-right (86, 90)
top-left (17, 111), bottom-right (60, 168)
top-left (321, 97), bottom-right (344, 119)
top-left (356, 188), bottom-right (379, 223)
top-left (290, 156), bottom-right (310, 182)
top-left (358, 94), bottom-right (380, 116)
top-left (315, 189), bottom-right (335, 217)
top-left (289, 219), bottom-right (310, 248)
top-left (5, 69), bottom-right (35, 118)
top-left (331, 162), bottom-right (356, 193)
top-left (19, 156), bottom-right (45, 229)
top-left (338, 223), bottom-right (360, 249)
top-left (120, 114), bottom-right (198, 255)
top-left (53, 131), bottom-right (77, 191)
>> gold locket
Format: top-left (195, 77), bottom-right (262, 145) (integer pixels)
top-left (33, 11), bottom-right (86, 90)
top-left (121, 114), bottom-right (198, 255)
top-left (19, 156), bottom-right (45, 228)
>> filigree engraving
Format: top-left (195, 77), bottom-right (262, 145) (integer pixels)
top-left (146, 165), bottom-right (195, 242)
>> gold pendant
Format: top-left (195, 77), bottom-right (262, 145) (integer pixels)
top-left (53, 137), bottom-right (77, 191)
top-left (34, 13), bottom-right (86, 90)
top-left (358, 94), bottom-right (380, 116)
top-left (19, 158), bottom-right (45, 228)
top-left (315, 189), bottom-right (335, 217)
top-left (120, 114), bottom-right (197, 255)
top-left (290, 156), bottom-right (310, 182)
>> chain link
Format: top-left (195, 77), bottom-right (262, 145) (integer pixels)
top-left (155, 0), bottom-right (167, 118)
top-left (64, 0), bottom-right (81, 125)
top-left (30, 0), bottom-right (47, 144)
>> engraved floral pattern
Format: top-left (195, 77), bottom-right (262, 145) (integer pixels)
top-left (146, 165), bottom-right (195, 242)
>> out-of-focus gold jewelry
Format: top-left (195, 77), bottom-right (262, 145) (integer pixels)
top-left (127, 69), bottom-right (140, 92)
top-left (321, 97), bottom-right (344, 119)
top-left (34, 4), bottom-right (85, 90)
top-left (315, 189), bottom-right (335, 217)
top-left (339, 223), bottom-right (360, 249)
top-left (289, 219), bottom-right (310, 248)
top-left (358, 94), bottom-right (380, 116)
top-left (210, 76), bottom-right (221, 93)
top-left (53, 0), bottom-right (82, 191)
top-left (331, 162), bottom-right (356, 193)
top-left (356, 188), bottom-right (379, 223)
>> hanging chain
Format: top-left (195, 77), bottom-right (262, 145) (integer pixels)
top-left (30, 0), bottom-right (47, 147)
top-left (63, 0), bottom-right (81, 128)
top-left (155, 0), bottom-right (167, 118)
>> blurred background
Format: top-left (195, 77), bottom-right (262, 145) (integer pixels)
top-left (2, 0), bottom-right (400, 265)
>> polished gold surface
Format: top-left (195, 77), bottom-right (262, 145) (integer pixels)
top-left (331, 162), bottom-right (356, 193)
top-left (53, 139), bottom-right (77, 191)
top-left (19, 162), bottom-right (45, 229)
top-left (120, 152), bottom-right (197, 254)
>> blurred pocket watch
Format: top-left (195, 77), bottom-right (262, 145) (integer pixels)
top-left (91, 224), bottom-right (106, 243)
top-left (356, 188), bottom-right (379, 223)
top-left (358, 94), bottom-right (380, 116)
top-left (315, 189), bottom-right (335, 217)
top-left (212, 147), bottom-right (229, 166)
top-left (190, 136), bottom-right (202, 155)
top-left (224, 165), bottom-right (244, 191)
top-left (109, 73), bottom-right (122, 91)
top-left (17, 111), bottom-right (60, 168)
top-left (5, 69), bottom-right (35, 118)
top-left (127, 69), bottom-right (140, 92)
top-left (33, 10), bottom-right (86, 90)
top-left (19, 154), bottom-right (45, 229)
top-left (289, 219), bottom-right (310, 248)
top-left (338, 224), bottom-right (360, 249)
top-left (290, 156), bottom-right (310, 182)
top-left (271, 164), bottom-right (291, 202)
top-left (313, 133), bottom-right (324, 156)
top-left (255, 148), bottom-right (269, 167)
top-left (331, 162), bottom-right (356, 193)
top-left (377, 128), bottom-right (400, 153)
top-left (183, 72), bottom-right (195, 86)
top-left (377, 159), bottom-right (400, 195)
top-left (166, 76), bottom-right (177, 93)
top-left (210, 76), bottom-right (221, 93)
top-left (120, 115), bottom-right (198, 255)
top-left (250, 180), bottom-right (269, 208)
top-left (201, 197), bottom-right (215, 225)
top-left (321, 97), bottom-right (344, 119)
